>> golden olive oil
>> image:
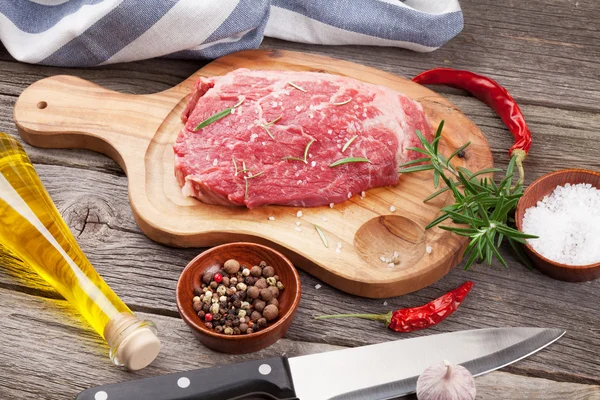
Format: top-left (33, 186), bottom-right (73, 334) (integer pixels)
top-left (0, 133), bottom-right (159, 369)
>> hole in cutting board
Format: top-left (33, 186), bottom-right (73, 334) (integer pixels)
top-left (354, 215), bottom-right (426, 269)
top-left (37, 101), bottom-right (47, 109)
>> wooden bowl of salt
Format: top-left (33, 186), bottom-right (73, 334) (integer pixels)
top-left (515, 169), bottom-right (600, 281)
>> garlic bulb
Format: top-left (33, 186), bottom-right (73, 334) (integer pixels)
top-left (416, 360), bottom-right (476, 400)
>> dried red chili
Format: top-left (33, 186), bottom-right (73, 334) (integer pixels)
top-left (316, 281), bottom-right (473, 333)
top-left (412, 68), bottom-right (531, 184)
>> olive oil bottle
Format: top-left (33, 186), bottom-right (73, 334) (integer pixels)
top-left (0, 133), bottom-right (160, 370)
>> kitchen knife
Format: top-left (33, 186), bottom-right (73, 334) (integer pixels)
top-left (76, 327), bottom-right (564, 400)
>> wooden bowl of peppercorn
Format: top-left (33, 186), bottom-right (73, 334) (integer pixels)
top-left (176, 242), bottom-right (302, 353)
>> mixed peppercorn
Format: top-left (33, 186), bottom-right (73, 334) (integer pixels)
top-left (192, 259), bottom-right (284, 335)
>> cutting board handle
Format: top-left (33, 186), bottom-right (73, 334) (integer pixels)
top-left (14, 75), bottom-right (177, 174)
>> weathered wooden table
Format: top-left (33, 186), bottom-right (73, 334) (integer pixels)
top-left (1, 1), bottom-right (599, 399)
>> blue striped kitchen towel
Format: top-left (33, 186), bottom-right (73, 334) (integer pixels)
top-left (0, 0), bottom-right (463, 67)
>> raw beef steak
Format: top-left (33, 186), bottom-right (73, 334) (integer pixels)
top-left (174, 69), bottom-right (433, 209)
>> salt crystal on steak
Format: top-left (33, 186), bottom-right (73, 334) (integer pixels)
top-left (174, 69), bottom-right (433, 208)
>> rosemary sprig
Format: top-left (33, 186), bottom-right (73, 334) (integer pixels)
top-left (314, 224), bottom-right (329, 248)
top-left (330, 157), bottom-right (371, 168)
top-left (282, 139), bottom-right (315, 164)
top-left (194, 98), bottom-right (245, 131)
top-left (288, 81), bottom-right (307, 93)
top-left (341, 135), bottom-right (358, 153)
top-left (398, 120), bottom-right (537, 270)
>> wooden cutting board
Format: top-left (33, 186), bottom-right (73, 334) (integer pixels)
top-left (14, 50), bottom-right (493, 298)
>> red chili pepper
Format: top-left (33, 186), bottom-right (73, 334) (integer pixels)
top-left (412, 68), bottom-right (531, 184)
top-left (316, 281), bottom-right (473, 333)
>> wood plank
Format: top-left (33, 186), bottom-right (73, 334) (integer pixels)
top-left (0, 161), bottom-right (598, 383)
top-left (1, 287), bottom-right (598, 400)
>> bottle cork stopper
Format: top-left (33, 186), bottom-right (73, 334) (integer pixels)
top-left (115, 326), bottom-right (161, 371)
top-left (105, 313), bottom-right (161, 370)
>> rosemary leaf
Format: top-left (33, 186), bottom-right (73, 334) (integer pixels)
top-left (448, 142), bottom-right (471, 162)
top-left (332, 98), bottom-right (352, 106)
top-left (261, 125), bottom-right (275, 139)
top-left (423, 185), bottom-right (452, 203)
top-left (244, 177), bottom-right (249, 199)
top-left (264, 115), bottom-right (283, 127)
top-left (330, 157), bottom-right (372, 168)
top-left (341, 135), bottom-right (358, 153)
top-left (194, 108), bottom-right (232, 131)
top-left (232, 157), bottom-right (238, 175)
top-left (304, 139), bottom-right (315, 161)
top-left (288, 81), bottom-right (307, 92)
top-left (398, 164), bottom-right (435, 173)
top-left (398, 157), bottom-right (431, 168)
top-left (246, 171), bottom-right (265, 179)
top-left (314, 224), bottom-right (329, 248)
top-left (234, 98), bottom-right (245, 108)
top-left (282, 156), bottom-right (307, 164)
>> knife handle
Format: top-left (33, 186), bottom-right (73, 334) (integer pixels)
top-left (75, 357), bottom-right (297, 400)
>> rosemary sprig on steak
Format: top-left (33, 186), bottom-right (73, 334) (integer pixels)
top-left (398, 121), bottom-right (536, 269)
top-left (330, 157), bottom-right (371, 168)
top-left (194, 98), bottom-right (245, 131)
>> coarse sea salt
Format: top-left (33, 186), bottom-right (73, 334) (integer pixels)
top-left (522, 183), bottom-right (600, 266)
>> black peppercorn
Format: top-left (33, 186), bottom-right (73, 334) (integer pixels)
top-left (205, 322), bottom-right (213, 329)
top-left (212, 313), bottom-right (222, 321)
top-left (214, 325), bottom-right (224, 334)
top-left (238, 290), bottom-right (247, 300)
top-left (193, 287), bottom-right (203, 296)
top-left (226, 314), bottom-right (235, 321)
top-left (209, 281), bottom-right (218, 290)
top-left (233, 299), bottom-right (242, 308)
top-left (202, 303), bottom-right (211, 312)
top-left (225, 320), bottom-right (233, 328)
top-left (246, 328), bottom-right (254, 334)
top-left (197, 310), bottom-right (205, 319)
top-left (219, 307), bottom-right (227, 315)
top-left (233, 327), bottom-right (241, 335)
top-left (193, 302), bottom-right (203, 312)
top-left (258, 318), bottom-right (267, 329)
top-left (245, 276), bottom-right (256, 286)
top-left (259, 261), bottom-right (267, 268)
top-left (233, 318), bottom-right (240, 327)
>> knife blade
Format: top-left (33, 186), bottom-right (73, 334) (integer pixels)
top-left (76, 327), bottom-right (564, 400)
